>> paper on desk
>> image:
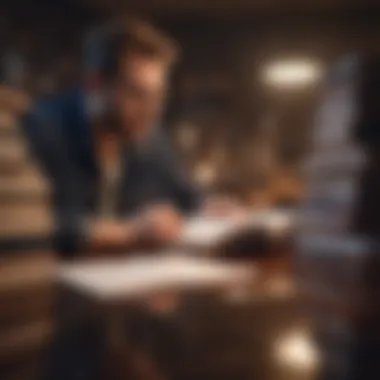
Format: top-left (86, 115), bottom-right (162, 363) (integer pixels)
top-left (57, 255), bottom-right (253, 301)
top-left (179, 216), bottom-right (245, 247)
top-left (179, 210), bottom-right (294, 247)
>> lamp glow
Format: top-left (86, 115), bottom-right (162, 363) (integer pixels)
top-left (263, 59), bottom-right (322, 89)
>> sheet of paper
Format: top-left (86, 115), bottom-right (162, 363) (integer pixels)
top-left (179, 217), bottom-right (245, 247)
top-left (57, 255), bottom-right (253, 301)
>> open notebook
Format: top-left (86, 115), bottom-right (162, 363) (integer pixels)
top-left (58, 255), bottom-right (253, 301)
top-left (179, 210), bottom-right (294, 248)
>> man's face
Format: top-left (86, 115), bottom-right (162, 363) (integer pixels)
top-left (111, 54), bottom-right (168, 139)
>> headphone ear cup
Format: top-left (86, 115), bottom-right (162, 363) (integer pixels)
top-left (86, 91), bottom-right (120, 132)
top-left (86, 90), bottom-right (108, 119)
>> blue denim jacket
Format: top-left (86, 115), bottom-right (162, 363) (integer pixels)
top-left (23, 89), bottom-right (200, 257)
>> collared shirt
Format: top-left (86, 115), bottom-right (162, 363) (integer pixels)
top-left (23, 89), bottom-right (201, 257)
top-left (97, 142), bottom-right (123, 218)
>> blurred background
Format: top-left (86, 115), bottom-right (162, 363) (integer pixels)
top-left (2, 0), bottom-right (379, 206)
top-left (1, 1), bottom-right (380, 380)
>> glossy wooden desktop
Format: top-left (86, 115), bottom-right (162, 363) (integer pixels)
top-left (11, 211), bottom-right (318, 380)
top-left (56, 251), bottom-right (320, 380)
top-left (0, 249), bottom-right (55, 380)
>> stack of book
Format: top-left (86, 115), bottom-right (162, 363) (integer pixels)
top-left (296, 55), bottom-right (380, 380)
top-left (0, 88), bottom-right (52, 239)
top-left (0, 86), bottom-right (55, 380)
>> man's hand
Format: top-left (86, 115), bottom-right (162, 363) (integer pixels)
top-left (86, 205), bottom-right (182, 254)
top-left (138, 204), bottom-right (183, 244)
top-left (89, 219), bottom-right (140, 252)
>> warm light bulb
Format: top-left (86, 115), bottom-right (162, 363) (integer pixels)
top-left (263, 59), bottom-right (322, 89)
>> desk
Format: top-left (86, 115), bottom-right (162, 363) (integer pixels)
top-left (57, 254), bottom-right (254, 380)
top-left (0, 250), bottom-right (55, 380)
top-left (55, 211), bottom-right (313, 380)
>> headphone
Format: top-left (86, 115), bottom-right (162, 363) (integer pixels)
top-left (83, 25), bottom-right (119, 127)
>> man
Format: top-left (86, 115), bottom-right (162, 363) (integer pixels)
top-left (23, 20), bottom-right (200, 258)
top-left (24, 20), bottom-right (246, 380)
top-left (21, 20), bottom-right (206, 380)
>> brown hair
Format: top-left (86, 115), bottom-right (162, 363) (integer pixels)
top-left (95, 19), bottom-right (179, 78)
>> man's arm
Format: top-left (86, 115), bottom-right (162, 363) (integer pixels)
top-left (157, 134), bottom-right (202, 214)
top-left (23, 103), bottom-right (87, 257)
